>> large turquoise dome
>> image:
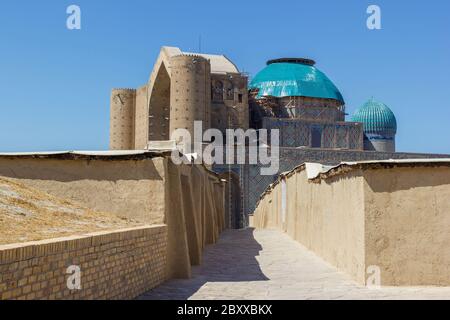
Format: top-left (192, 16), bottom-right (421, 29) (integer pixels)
top-left (249, 58), bottom-right (344, 103)
top-left (351, 98), bottom-right (397, 135)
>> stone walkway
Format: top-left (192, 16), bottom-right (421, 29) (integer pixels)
top-left (139, 229), bottom-right (450, 300)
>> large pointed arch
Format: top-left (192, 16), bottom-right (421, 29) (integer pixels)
top-left (146, 47), bottom-right (180, 141)
top-left (148, 61), bottom-right (171, 141)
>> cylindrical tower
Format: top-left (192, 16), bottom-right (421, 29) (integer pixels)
top-left (169, 55), bottom-right (210, 147)
top-left (352, 97), bottom-right (397, 153)
top-left (110, 88), bottom-right (136, 150)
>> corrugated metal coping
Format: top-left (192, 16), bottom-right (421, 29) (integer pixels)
top-left (307, 158), bottom-right (450, 180)
top-left (0, 150), bottom-right (172, 160)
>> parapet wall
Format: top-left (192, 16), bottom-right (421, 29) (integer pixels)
top-left (0, 225), bottom-right (167, 300)
top-left (251, 160), bottom-right (450, 286)
top-left (245, 147), bottom-right (450, 215)
top-left (0, 156), bottom-right (167, 224)
top-left (363, 166), bottom-right (450, 286)
top-left (252, 168), bottom-right (366, 283)
top-left (0, 151), bottom-right (226, 284)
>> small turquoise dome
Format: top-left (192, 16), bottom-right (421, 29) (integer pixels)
top-left (249, 58), bottom-right (344, 103)
top-left (351, 98), bottom-right (397, 135)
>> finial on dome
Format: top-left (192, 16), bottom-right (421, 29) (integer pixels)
top-left (266, 58), bottom-right (316, 66)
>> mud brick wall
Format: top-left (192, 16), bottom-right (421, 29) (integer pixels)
top-left (0, 225), bottom-right (167, 300)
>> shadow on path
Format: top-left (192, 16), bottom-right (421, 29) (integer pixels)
top-left (139, 228), bottom-right (268, 300)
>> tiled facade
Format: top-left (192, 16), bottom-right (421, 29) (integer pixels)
top-left (262, 118), bottom-right (364, 150)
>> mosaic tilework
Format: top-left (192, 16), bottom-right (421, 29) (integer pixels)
top-left (322, 126), bottom-right (335, 149)
top-left (262, 118), bottom-right (364, 150)
top-left (336, 125), bottom-right (348, 149)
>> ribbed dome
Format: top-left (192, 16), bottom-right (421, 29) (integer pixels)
top-left (351, 98), bottom-right (397, 135)
top-left (249, 59), bottom-right (344, 103)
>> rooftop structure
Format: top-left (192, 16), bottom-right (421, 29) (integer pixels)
top-left (352, 97), bottom-right (398, 152)
top-left (109, 46), bottom-right (449, 227)
top-left (163, 46), bottom-right (239, 74)
top-left (352, 97), bottom-right (397, 135)
top-left (249, 58), bottom-right (344, 102)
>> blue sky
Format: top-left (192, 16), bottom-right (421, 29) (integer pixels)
top-left (0, 0), bottom-right (449, 153)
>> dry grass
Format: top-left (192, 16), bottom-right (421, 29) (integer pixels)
top-left (0, 177), bottom-right (143, 245)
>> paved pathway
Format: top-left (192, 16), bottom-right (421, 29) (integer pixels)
top-left (139, 229), bottom-right (450, 300)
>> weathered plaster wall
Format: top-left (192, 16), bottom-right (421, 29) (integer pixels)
top-left (252, 163), bottom-right (450, 286)
top-left (245, 147), bottom-right (450, 216)
top-left (297, 170), bottom-right (366, 284)
top-left (0, 158), bottom-right (166, 224)
top-left (156, 159), bottom-right (226, 279)
top-left (0, 155), bottom-right (226, 281)
top-left (252, 169), bottom-right (366, 283)
top-left (363, 166), bottom-right (450, 286)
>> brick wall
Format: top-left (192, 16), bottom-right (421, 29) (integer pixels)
top-left (0, 225), bottom-right (167, 300)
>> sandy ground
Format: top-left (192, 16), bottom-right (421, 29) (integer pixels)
top-left (0, 177), bottom-right (143, 245)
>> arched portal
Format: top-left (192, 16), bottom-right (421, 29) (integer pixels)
top-left (148, 62), bottom-right (171, 141)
